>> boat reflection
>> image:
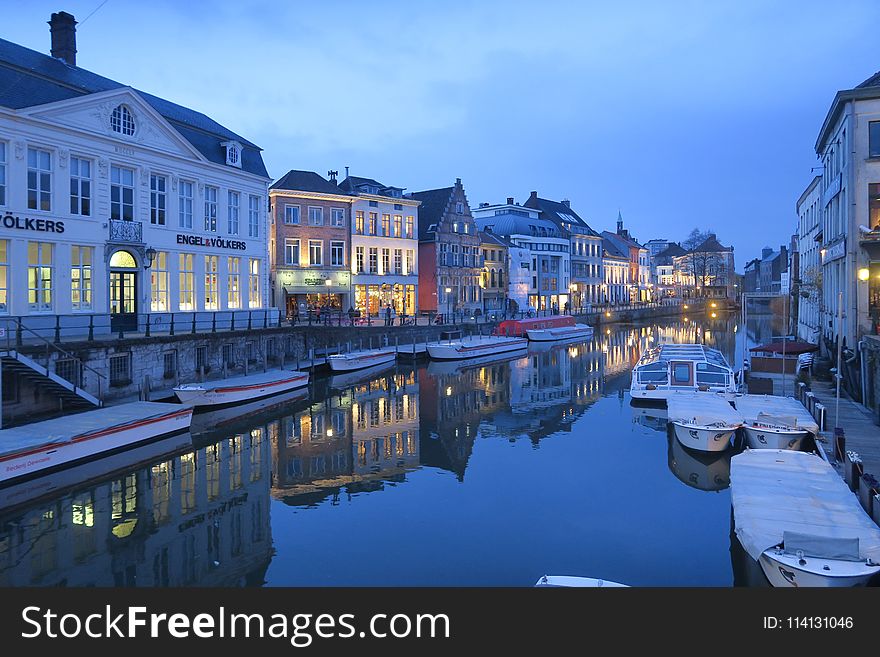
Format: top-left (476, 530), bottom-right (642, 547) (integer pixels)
top-left (666, 432), bottom-right (732, 492)
top-left (631, 404), bottom-right (668, 432)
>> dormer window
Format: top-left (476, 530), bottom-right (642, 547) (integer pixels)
top-left (110, 105), bottom-right (135, 136)
top-left (221, 141), bottom-right (243, 168)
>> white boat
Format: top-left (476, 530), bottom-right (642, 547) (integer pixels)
top-left (630, 343), bottom-right (738, 403)
top-left (426, 335), bottom-right (529, 360)
top-left (174, 369), bottom-right (310, 408)
top-left (733, 394), bottom-right (817, 450)
top-left (527, 324), bottom-right (594, 342)
top-left (667, 391), bottom-right (743, 453)
top-left (328, 347), bottom-right (397, 372)
top-left (731, 449), bottom-right (880, 587)
top-left (0, 402), bottom-right (193, 485)
top-left (534, 575), bottom-right (629, 587)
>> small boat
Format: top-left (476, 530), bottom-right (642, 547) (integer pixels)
top-left (328, 347), bottom-right (397, 372)
top-left (426, 334), bottom-right (528, 361)
top-left (667, 391), bottom-right (743, 453)
top-left (493, 315), bottom-right (594, 342)
top-left (174, 369), bottom-right (309, 408)
top-left (0, 402), bottom-right (193, 486)
top-left (733, 394), bottom-right (817, 450)
top-left (630, 343), bottom-right (738, 403)
top-left (535, 575), bottom-right (629, 587)
top-left (731, 449), bottom-right (880, 587)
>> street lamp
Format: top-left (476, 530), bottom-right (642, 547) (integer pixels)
top-left (325, 278), bottom-right (332, 310)
top-left (445, 286), bottom-right (452, 323)
top-left (858, 267), bottom-right (870, 281)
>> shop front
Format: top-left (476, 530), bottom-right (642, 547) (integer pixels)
top-left (353, 282), bottom-right (416, 318)
top-left (277, 269), bottom-right (350, 320)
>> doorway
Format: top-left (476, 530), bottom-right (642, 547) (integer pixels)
top-left (110, 250), bottom-right (138, 332)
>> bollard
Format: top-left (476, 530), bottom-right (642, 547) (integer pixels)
top-left (814, 403), bottom-right (826, 432)
top-left (199, 364), bottom-right (205, 383)
top-left (834, 428), bottom-right (845, 463)
top-left (142, 374), bottom-right (151, 402)
top-left (222, 361), bottom-right (228, 379)
top-left (858, 473), bottom-right (878, 517)
top-left (804, 391), bottom-right (815, 415)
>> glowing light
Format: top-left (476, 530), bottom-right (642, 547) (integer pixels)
top-left (605, 311), bottom-right (611, 317)
top-left (710, 302), bottom-right (717, 308)
top-left (326, 428), bottom-right (334, 437)
top-left (711, 312), bottom-right (717, 318)
top-left (446, 386), bottom-right (453, 396)
top-left (858, 267), bottom-right (870, 281)
top-left (606, 329), bottom-right (611, 335)
top-left (683, 304), bottom-right (688, 310)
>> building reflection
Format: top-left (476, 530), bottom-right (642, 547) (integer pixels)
top-left (271, 370), bottom-right (420, 504)
top-left (0, 426), bottom-right (273, 587)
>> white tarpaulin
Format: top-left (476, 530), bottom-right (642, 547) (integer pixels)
top-left (733, 395), bottom-right (819, 435)
top-left (730, 449), bottom-right (880, 562)
top-left (667, 391), bottom-right (743, 426)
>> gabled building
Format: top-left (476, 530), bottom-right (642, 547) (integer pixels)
top-left (523, 192), bottom-right (603, 311)
top-left (601, 236), bottom-right (629, 305)
top-left (409, 179), bottom-right (481, 317)
top-left (652, 242), bottom-right (686, 296)
top-left (602, 213), bottom-right (650, 302)
top-left (0, 12), bottom-right (271, 333)
top-left (338, 173), bottom-right (419, 317)
top-left (479, 230), bottom-right (512, 315)
top-left (675, 233), bottom-right (736, 299)
top-left (269, 170), bottom-right (354, 317)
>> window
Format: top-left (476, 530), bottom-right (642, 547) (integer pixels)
top-left (381, 248), bottom-right (391, 274)
top-left (308, 206), bottom-right (324, 226)
top-left (672, 363), bottom-right (691, 384)
top-left (355, 211), bottom-right (364, 234)
top-left (309, 240), bottom-right (323, 266)
top-left (369, 200), bottom-right (378, 207)
top-left (110, 105), bottom-right (135, 136)
top-left (179, 253), bottom-right (194, 311)
top-left (356, 246), bottom-right (365, 273)
top-left (393, 215), bottom-right (402, 237)
top-left (27, 147), bottom-right (52, 211)
top-left (70, 246), bottom-right (92, 310)
top-left (456, 202), bottom-right (463, 214)
top-left (0, 141), bottom-right (5, 205)
top-left (27, 242), bottom-right (53, 311)
top-left (179, 180), bottom-right (193, 228)
top-left (149, 174), bottom-right (166, 225)
top-left (228, 257), bottom-right (241, 309)
top-left (284, 205), bottom-right (300, 225)
top-left (204, 255), bottom-right (219, 310)
top-left (369, 248), bottom-right (378, 274)
top-left (109, 353), bottom-right (131, 386)
top-left (248, 195), bottom-right (261, 238)
top-left (405, 216), bottom-right (414, 238)
top-left (331, 208), bottom-right (345, 227)
top-left (369, 212), bottom-right (378, 235)
top-left (331, 241), bottom-right (344, 266)
top-left (150, 251), bottom-right (169, 311)
top-left (228, 191), bottom-right (240, 234)
top-left (405, 249), bottom-right (414, 275)
top-left (0, 240), bottom-right (7, 312)
top-left (56, 358), bottom-right (82, 387)
top-left (285, 239), bottom-right (300, 265)
top-left (871, 122), bottom-right (880, 158)
top-left (110, 165), bottom-right (134, 221)
top-left (163, 351), bottom-right (177, 379)
top-left (70, 156), bottom-right (91, 216)
top-left (204, 185), bottom-right (218, 231)
top-left (248, 259), bottom-right (261, 308)
top-left (382, 214), bottom-right (390, 236)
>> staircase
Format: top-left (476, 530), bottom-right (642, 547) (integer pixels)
top-left (1, 349), bottom-right (102, 410)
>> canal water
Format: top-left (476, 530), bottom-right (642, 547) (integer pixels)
top-left (0, 310), bottom-right (779, 587)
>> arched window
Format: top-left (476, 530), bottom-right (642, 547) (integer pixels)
top-left (109, 250), bottom-right (137, 268)
top-left (110, 105), bottom-right (135, 136)
top-left (498, 269), bottom-right (504, 287)
top-left (490, 269), bottom-right (497, 288)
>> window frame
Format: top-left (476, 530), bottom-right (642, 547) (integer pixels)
top-left (69, 156), bottom-right (92, 217)
top-left (27, 147), bottom-right (53, 212)
top-left (149, 173), bottom-right (166, 225)
top-left (110, 164), bottom-right (135, 221)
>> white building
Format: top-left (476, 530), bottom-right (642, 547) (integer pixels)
top-left (0, 14), bottom-right (271, 335)
top-left (796, 176), bottom-right (822, 342)
top-left (601, 237), bottom-right (630, 305)
top-left (472, 201), bottom-right (571, 313)
top-left (338, 175), bottom-right (419, 318)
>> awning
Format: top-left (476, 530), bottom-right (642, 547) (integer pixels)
top-left (749, 340), bottom-right (818, 355)
top-left (283, 287), bottom-right (297, 296)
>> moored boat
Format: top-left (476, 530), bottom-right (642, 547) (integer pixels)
top-left (174, 369), bottom-right (310, 408)
top-left (733, 394), bottom-right (817, 450)
top-left (731, 449), bottom-right (880, 587)
top-left (0, 402), bottom-right (193, 486)
top-left (534, 575), bottom-right (629, 587)
top-left (327, 347), bottom-right (397, 372)
top-left (426, 334), bottom-right (528, 361)
top-left (527, 323), bottom-right (594, 342)
top-left (630, 343), bottom-right (738, 403)
top-left (667, 391), bottom-right (743, 453)
top-left (494, 315), bottom-right (594, 342)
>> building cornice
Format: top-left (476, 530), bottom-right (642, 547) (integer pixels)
top-left (269, 189), bottom-right (354, 203)
top-left (815, 86), bottom-right (880, 153)
top-left (352, 193), bottom-right (421, 207)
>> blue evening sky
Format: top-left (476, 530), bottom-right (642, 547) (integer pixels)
top-left (5, 1), bottom-right (880, 268)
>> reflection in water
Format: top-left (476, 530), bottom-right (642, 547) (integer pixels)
top-left (0, 313), bottom-right (773, 587)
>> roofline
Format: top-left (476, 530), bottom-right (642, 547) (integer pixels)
top-left (815, 86), bottom-right (880, 152)
top-left (269, 189), bottom-right (354, 203)
top-left (796, 175), bottom-right (822, 210)
top-left (351, 193), bottom-right (420, 206)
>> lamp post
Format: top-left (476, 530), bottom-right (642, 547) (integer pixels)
top-left (325, 278), bottom-right (332, 322)
top-left (445, 286), bottom-right (452, 324)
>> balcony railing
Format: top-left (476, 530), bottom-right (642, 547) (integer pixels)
top-left (109, 219), bottom-right (143, 243)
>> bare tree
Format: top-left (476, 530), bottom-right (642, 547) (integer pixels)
top-left (679, 228), bottom-right (723, 297)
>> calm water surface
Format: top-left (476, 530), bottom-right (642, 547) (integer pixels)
top-left (0, 312), bottom-right (777, 587)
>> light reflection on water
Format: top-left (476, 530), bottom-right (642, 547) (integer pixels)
top-left (0, 312), bottom-right (770, 587)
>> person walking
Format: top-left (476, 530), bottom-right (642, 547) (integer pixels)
top-left (384, 304), bottom-right (392, 327)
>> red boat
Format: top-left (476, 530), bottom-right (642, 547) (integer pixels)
top-left (495, 315), bottom-right (594, 342)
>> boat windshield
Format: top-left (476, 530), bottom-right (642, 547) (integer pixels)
top-left (695, 362), bottom-right (730, 386)
top-left (636, 361), bottom-right (668, 383)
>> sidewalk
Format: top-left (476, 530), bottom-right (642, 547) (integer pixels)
top-left (808, 378), bottom-right (880, 477)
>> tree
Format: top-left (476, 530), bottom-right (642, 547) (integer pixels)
top-left (679, 227), bottom-right (723, 297)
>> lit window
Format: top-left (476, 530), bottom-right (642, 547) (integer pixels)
top-left (227, 257), bottom-right (241, 309)
top-left (150, 251), bottom-right (169, 311)
top-left (70, 245), bottom-right (92, 310)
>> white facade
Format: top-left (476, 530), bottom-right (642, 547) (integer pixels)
top-left (0, 89), bottom-right (270, 327)
top-left (796, 177), bottom-right (822, 342)
top-left (602, 256), bottom-right (630, 304)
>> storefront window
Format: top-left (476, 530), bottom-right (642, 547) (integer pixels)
top-left (228, 257), bottom-right (241, 309)
top-left (70, 245), bottom-right (92, 311)
top-left (178, 253), bottom-right (194, 311)
top-left (150, 251), bottom-right (169, 312)
top-left (248, 258), bottom-right (262, 308)
top-left (870, 183), bottom-right (880, 230)
top-left (0, 239), bottom-right (7, 313)
top-left (27, 241), bottom-right (53, 311)
top-left (204, 255), bottom-right (219, 310)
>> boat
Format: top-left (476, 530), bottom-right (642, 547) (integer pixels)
top-left (534, 575), bottom-right (628, 587)
top-left (731, 449), bottom-right (880, 587)
top-left (174, 369), bottom-right (309, 408)
top-left (630, 343), bottom-right (738, 403)
top-left (426, 334), bottom-right (528, 361)
top-left (733, 394), bottom-right (817, 450)
top-left (667, 391), bottom-right (743, 453)
top-left (0, 402), bottom-right (193, 486)
top-left (327, 347), bottom-right (397, 372)
top-left (494, 315), bottom-right (594, 342)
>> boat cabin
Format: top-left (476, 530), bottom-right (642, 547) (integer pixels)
top-left (495, 315), bottom-right (575, 337)
top-left (630, 343), bottom-right (737, 401)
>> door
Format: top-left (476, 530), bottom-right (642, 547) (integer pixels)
top-left (110, 270), bottom-right (138, 332)
top-left (670, 361), bottom-right (694, 387)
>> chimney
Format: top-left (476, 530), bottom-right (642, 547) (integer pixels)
top-left (344, 166), bottom-right (350, 179)
top-left (506, 197), bottom-right (514, 205)
top-left (529, 191), bottom-right (537, 200)
top-left (761, 247), bottom-right (772, 259)
top-left (561, 199), bottom-right (570, 208)
top-left (327, 170), bottom-right (338, 183)
top-left (49, 12), bottom-right (77, 66)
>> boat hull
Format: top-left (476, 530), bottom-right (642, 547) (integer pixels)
top-left (328, 350), bottom-right (397, 372)
top-left (759, 550), bottom-right (880, 588)
top-left (0, 407), bottom-right (193, 486)
top-left (427, 337), bottom-right (529, 360)
top-left (526, 325), bottom-right (593, 342)
top-left (174, 372), bottom-right (309, 408)
top-left (535, 575), bottom-right (628, 587)
top-left (743, 425), bottom-right (808, 450)
top-left (671, 420), bottom-right (737, 453)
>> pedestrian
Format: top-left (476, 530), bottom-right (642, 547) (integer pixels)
top-left (390, 305), bottom-right (397, 326)
top-left (385, 304), bottom-right (392, 327)
top-left (348, 306), bottom-right (356, 325)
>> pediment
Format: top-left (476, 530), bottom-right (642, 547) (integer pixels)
top-left (21, 88), bottom-right (206, 162)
